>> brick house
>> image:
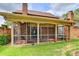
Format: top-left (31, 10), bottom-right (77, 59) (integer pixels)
top-left (0, 3), bottom-right (74, 45)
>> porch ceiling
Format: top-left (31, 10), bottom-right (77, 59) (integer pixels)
top-left (0, 12), bottom-right (75, 26)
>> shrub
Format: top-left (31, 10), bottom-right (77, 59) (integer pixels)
top-left (0, 35), bottom-right (11, 45)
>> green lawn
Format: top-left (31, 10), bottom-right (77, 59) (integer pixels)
top-left (0, 39), bottom-right (79, 56)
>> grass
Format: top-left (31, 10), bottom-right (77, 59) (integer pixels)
top-left (0, 39), bottom-right (79, 56)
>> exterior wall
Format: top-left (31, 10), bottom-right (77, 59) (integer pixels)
top-left (70, 21), bottom-right (79, 39)
top-left (67, 11), bottom-right (74, 21)
top-left (71, 26), bottom-right (79, 39)
top-left (0, 27), bottom-right (11, 35)
top-left (64, 26), bottom-right (70, 41)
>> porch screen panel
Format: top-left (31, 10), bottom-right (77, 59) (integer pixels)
top-left (14, 22), bottom-right (27, 44)
top-left (13, 23), bottom-right (21, 44)
top-left (58, 26), bottom-right (65, 40)
top-left (27, 23), bottom-right (37, 43)
top-left (48, 26), bottom-right (55, 40)
top-left (20, 23), bottom-right (27, 35)
top-left (39, 24), bottom-right (55, 42)
top-left (20, 23), bottom-right (27, 44)
top-left (14, 24), bottom-right (19, 35)
top-left (39, 26), bottom-right (48, 42)
top-left (27, 24), bottom-right (30, 41)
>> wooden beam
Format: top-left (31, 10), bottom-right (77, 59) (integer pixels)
top-left (0, 12), bottom-right (75, 26)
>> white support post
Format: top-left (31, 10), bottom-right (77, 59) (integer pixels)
top-left (55, 25), bottom-right (58, 42)
top-left (11, 24), bottom-right (14, 46)
top-left (37, 23), bottom-right (40, 44)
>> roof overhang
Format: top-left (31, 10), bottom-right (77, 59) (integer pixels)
top-left (0, 12), bottom-right (75, 26)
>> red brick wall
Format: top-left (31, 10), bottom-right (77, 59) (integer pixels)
top-left (0, 27), bottom-right (11, 35)
top-left (70, 27), bottom-right (79, 39)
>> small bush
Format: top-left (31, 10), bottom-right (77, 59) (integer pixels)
top-left (0, 35), bottom-right (11, 45)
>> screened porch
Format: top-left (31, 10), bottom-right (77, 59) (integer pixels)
top-left (12, 22), bottom-right (70, 45)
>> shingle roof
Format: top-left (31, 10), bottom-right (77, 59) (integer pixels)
top-left (13, 10), bottom-right (59, 19)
